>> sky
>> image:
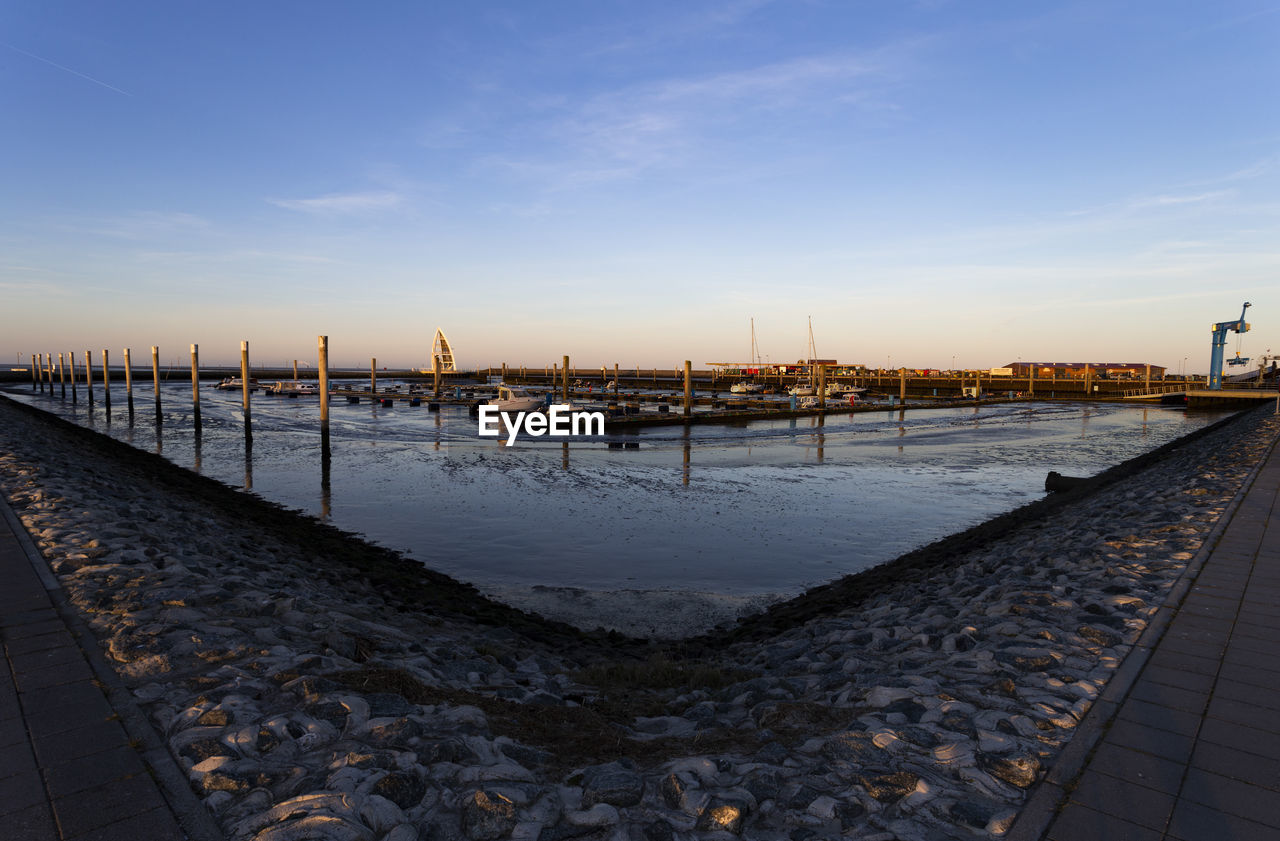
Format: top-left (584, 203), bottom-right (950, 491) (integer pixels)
top-left (2, 1), bottom-right (1278, 373)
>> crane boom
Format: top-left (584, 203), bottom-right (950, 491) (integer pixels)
top-left (1208, 302), bottom-right (1251, 390)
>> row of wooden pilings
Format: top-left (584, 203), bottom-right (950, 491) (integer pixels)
top-left (27, 346), bottom-right (884, 430)
top-left (25, 338), bottom-right (348, 447)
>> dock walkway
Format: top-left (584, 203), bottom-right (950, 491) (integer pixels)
top-left (0, 500), bottom-right (221, 840)
top-left (1012, 420), bottom-right (1280, 840)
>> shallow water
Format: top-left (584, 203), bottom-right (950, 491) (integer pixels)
top-left (3, 382), bottom-right (1232, 606)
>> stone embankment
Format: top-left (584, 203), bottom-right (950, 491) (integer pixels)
top-left (0, 396), bottom-right (1275, 841)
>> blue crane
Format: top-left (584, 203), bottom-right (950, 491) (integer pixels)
top-left (1208, 302), bottom-right (1251, 390)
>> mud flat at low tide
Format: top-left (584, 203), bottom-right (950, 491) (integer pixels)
top-left (1, 396), bottom-right (1276, 840)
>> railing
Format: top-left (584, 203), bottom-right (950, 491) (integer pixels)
top-left (1119, 384), bottom-right (1190, 398)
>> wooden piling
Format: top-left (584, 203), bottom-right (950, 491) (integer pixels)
top-left (318, 335), bottom-right (330, 434)
top-left (371, 357), bottom-right (377, 394)
top-left (293, 359), bottom-right (298, 381)
top-left (57, 353), bottom-right (65, 397)
top-left (614, 363), bottom-right (620, 397)
top-left (899, 367), bottom-right (906, 403)
top-left (502, 362), bottom-right (507, 381)
top-left (562, 355), bottom-right (570, 402)
top-left (818, 364), bottom-right (827, 409)
top-left (69, 351), bottom-right (77, 403)
top-left (85, 350), bottom-right (94, 404)
top-left (241, 340), bottom-right (252, 441)
top-left (190, 344), bottom-right (202, 433)
top-left (683, 360), bottom-right (692, 417)
top-left (433, 355), bottom-right (441, 396)
top-left (151, 346), bottom-right (162, 417)
top-left (1144, 364), bottom-right (1150, 392)
top-left (30, 354), bottom-right (37, 390)
top-left (1084, 364), bottom-right (1092, 397)
top-left (101, 349), bottom-right (111, 408)
top-left (123, 348), bottom-right (133, 412)
top-left (1028, 365), bottom-right (1035, 396)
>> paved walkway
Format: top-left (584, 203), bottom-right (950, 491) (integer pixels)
top-left (1013, 423), bottom-right (1280, 840)
top-left (0, 500), bottom-right (220, 840)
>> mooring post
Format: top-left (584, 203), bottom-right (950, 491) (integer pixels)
top-left (502, 362), bottom-right (507, 382)
top-left (57, 353), bottom-right (66, 398)
top-left (562, 355), bottom-right (570, 402)
top-left (191, 344), bottom-right (202, 433)
top-left (1028, 364), bottom-right (1035, 396)
top-left (614, 363), bottom-right (620, 396)
top-left (899, 367), bottom-right (906, 404)
top-left (318, 335), bottom-right (330, 422)
top-left (684, 360), bottom-right (692, 417)
top-left (818, 364), bottom-right (827, 410)
top-left (30, 354), bottom-right (37, 391)
top-left (1084, 364), bottom-right (1091, 398)
top-left (241, 341), bottom-right (252, 442)
top-left (151, 346), bottom-right (162, 419)
top-left (69, 351), bottom-right (78, 403)
top-left (85, 350), bottom-right (94, 404)
top-left (293, 359), bottom-right (299, 382)
top-left (101, 349), bottom-right (111, 409)
top-left (434, 355), bottom-right (442, 396)
top-left (123, 348), bottom-right (133, 413)
top-left (1144, 364), bottom-right (1151, 392)
top-left (371, 357), bottom-right (377, 394)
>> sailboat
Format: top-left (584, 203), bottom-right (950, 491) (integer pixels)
top-left (788, 317), bottom-right (819, 396)
top-left (730, 318), bottom-right (766, 393)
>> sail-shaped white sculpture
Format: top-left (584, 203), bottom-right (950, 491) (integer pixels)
top-left (431, 328), bottom-right (456, 372)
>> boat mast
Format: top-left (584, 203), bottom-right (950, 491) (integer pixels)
top-left (807, 316), bottom-right (817, 386)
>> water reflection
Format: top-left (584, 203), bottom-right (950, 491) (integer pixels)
top-left (0, 382), bottom-right (1238, 595)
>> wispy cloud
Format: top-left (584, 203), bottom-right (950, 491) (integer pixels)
top-left (133, 249), bottom-right (338, 266)
top-left (1, 41), bottom-right (132, 96)
top-left (1127, 190), bottom-right (1233, 210)
top-left (268, 191), bottom-right (403, 214)
top-left (94, 211), bottom-right (211, 240)
top-left (489, 46), bottom-right (914, 191)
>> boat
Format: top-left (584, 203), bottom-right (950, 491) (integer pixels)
top-left (787, 384), bottom-right (815, 396)
top-left (268, 381), bottom-right (319, 395)
top-left (825, 382), bottom-right (867, 398)
top-left (214, 377), bottom-right (261, 391)
top-left (488, 384), bottom-right (543, 413)
top-left (730, 381), bottom-right (765, 394)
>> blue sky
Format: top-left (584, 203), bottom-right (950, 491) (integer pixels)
top-left (2, 1), bottom-right (1277, 372)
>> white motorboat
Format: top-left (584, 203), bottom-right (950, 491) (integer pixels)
top-left (787, 385), bottom-right (815, 396)
top-left (488, 384), bottom-right (543, 413)
top-left (826, 382), bottom-right (867, 397)
top-left (214, 377), bottom-right (261, 391)
top-left (730, 381), bottom-right (764, 394)
top-left (269, 381), bottom-right (319, 395)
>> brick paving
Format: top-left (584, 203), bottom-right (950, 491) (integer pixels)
top-left (1015, 424), bottom-right (1280, 840)
top-left (0, 501), bottom-right (218, 841)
